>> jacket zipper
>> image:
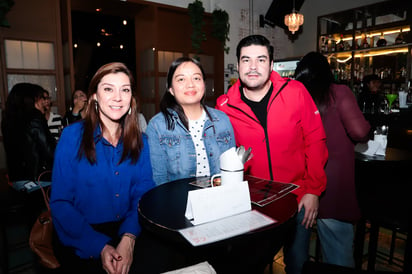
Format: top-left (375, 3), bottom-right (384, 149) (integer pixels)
top-left (265, 80), bottom-right (290, 180)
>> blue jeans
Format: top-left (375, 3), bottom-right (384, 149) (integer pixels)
top-left (283, 208), bottom-right (312, 274)
top-left (316, 218), bottom-right (355, 267)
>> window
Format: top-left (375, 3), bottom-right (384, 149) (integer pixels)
top-left (4, 39), bottom-right (57, 99)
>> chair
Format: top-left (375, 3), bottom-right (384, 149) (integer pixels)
top-left (0, 175), bottom-right (30, 274)
top-left (354, 158), bottom-right (411, 273)
top-left (0, 171), bottom-right (47, 274)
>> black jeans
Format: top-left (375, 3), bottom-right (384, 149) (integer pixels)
top-left (53, 221), bottom-right (122, 274)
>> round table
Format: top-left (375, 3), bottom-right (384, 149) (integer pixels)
top-left (137, 176), bottom-right (298, 274)
top-left (354, 147), bottom-right (412, 272)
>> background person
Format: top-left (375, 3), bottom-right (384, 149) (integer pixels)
top-left (43, 89), bottom-right (64, 141)
top-left (146, 57), bottom-right (236, 186)
top-left (357, 74), bottom-right (384, 115)
top-left (50, 62), bottom-right (155, 274)
top-left (63, 89), bottom-right (87, 125)
top-left (138, 112), bottom-right (147, 132)
top-left (216, 35), bottom-right (328, 274)
top-left (2, 82), bottom-right (56, 192)
top-left (295, 51), bottom-right (371, 267)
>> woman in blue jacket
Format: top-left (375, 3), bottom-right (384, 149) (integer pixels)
top-left (50, 62), bottom-right (155, 274)
top-left (146, 57), bottom-right (235, 185)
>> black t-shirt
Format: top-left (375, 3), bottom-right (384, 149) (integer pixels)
top-left (240, 83), bottom-right (274, 129)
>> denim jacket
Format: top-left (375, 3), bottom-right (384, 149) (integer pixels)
top-left (146, 106), bottom-right (236, 185)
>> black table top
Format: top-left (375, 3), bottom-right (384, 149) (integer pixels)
top-left (138, 176), bottom-right (298, 245)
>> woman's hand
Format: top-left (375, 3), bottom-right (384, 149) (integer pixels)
top-left (114, 233), bottom-right (136, 274)
top-left (298, 193), bottom-right (319, 229)
top-left (72, 99), bottom-right (86, 115)
top-left (101, 244), bottom-right (122, 274)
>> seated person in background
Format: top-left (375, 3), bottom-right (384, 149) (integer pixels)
top-left (50, 62), bottom-right (155, 274)
top-left (63, 89), bottom-right (87, 125)
top-left (1, 82), bottom-right (56, 192)
top-left (146, 57), bottom-right (236, 185)
top-left (357, 74), bottom-right (384, 114)
top-left (43, 89), bottom-right (63, 141)
top-left (138, 112), bottom-right (147, 132)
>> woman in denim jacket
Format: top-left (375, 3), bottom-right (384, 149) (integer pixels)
top-left (146, 57), bottom-right (236, 185)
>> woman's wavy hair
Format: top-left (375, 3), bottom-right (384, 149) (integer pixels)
top-left (160, 56), bottom-right (210, 130)
top-left (79, 62), bottom-right (142, 164)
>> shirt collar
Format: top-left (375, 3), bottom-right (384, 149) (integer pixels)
top-left (92, 124), bottom-right (124, 146)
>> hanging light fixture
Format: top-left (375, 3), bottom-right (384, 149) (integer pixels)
top-left (284, 0), bottom-right (304, 34)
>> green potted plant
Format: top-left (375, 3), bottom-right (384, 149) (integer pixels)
top-left (188, 0), bottom-right (206, 55)
top-left (0, 0), bottom-right (15, 27)
top-left (212, 9), bottom-right (230, 54)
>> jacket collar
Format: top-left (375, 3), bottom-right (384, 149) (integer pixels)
top-left (168, 105), bottom-right (217, 123)
top-left (224, 71), bottom-right (287, 107)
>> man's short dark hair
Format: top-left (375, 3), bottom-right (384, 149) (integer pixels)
top-left (236, 34), bottom-right (274, 63)
top-left (363, 74), bottom-right (381, 85)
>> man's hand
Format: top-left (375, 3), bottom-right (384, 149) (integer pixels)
top-left (298, 193), bottom-right (319, 229)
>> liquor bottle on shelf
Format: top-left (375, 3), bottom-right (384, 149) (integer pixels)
top-left (376, 33), bottom-right (387, 47)
top-left (361, 33), bottom-right (370, 48)
top-left (328, 35), bottom-right (336, 52)
top-left (320, 36), bottom-right (329, 53)
top-left (343, 40), bottom-right (351, 51)
top-left (354, 37), bottom-right (360, 50)
top-left (320, 36), bottom-right (325, 53)
top-left (337, 34), bottom-right (345, 51)
top-left (395, 31), bottom-right (405, 44)
top-left (320, 36), bottom-right (328, 53)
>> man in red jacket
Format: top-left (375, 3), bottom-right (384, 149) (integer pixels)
top-left (216, 35), bottom-right (328, 274)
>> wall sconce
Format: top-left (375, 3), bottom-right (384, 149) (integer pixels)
top-left (284, 0), bottom-right (304, 34)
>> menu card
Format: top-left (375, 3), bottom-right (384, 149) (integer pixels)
top-left (179, 210), bottom-right (276, 246)
top-left (246, 175), bottom-right (299, 207)
top-left (185, 181), bottom-right (251, 225)
top-left (189, 175), bottom-right (299, 208)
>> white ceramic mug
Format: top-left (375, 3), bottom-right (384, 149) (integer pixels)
top-left (210, 168), bottom-right (244, 187)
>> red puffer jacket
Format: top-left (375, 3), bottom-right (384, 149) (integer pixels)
top-left (216, 71), bottom-right (328, 202)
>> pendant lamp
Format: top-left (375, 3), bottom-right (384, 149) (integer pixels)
top-left (284, 0), bottom-right (304, 34)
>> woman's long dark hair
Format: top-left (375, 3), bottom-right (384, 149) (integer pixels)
top-left (79, 62), bottom-right (142, 164)
top-left (294, 51), bottom-right (335, 117)
top-left (3, 83), bottom-right (45, 119)
top-left (160, 57), bottom-right (209, 130)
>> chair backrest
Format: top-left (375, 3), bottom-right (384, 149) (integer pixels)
top-left (386, 113), bottom-right (412, 152)
top-left (355, 158), bottom-right (411, 231)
